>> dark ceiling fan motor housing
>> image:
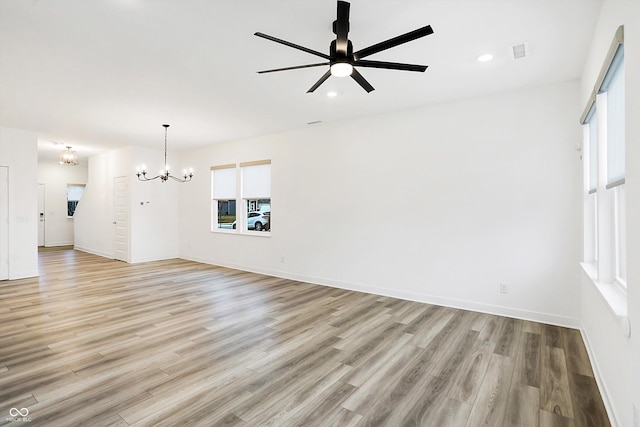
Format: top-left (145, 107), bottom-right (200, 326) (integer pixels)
top-left (255, 0), bottom-right (434, 93)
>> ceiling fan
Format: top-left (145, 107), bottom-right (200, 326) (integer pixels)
top-left (254, 1), bottom-right (434, 93)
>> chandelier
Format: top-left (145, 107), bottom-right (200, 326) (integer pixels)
top-left (136, 124), bottom-right (193, 183)
top-left (59, 146), bottom-right (79, 165)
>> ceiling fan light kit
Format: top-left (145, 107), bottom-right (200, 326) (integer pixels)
top-left (330, 62), bottom-right (353, 77)
top-left (255, 0), bottom-right (433, 93)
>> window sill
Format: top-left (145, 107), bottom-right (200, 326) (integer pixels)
top-left (581, 262), bottom-right (627, 317)
top-left (211, 229), bottom-right (270, 237)
top-left (241, 230), bottom-right (271, 237)
top-left (580, 262), bottom-right (630, 337)
top-left (212, 228), bottom-right (237, 234)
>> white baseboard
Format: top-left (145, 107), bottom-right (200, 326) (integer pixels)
top-left (182, 255), bottom-right (581, 329)
top-left (130, 255), bottom-right (179, 264)
top-left (8, 268), bottom-right (38, 280)
top-left (44, 242), bottom-right (74, 248)
top-left (73, 245), bottom-right (112, 259)
top-left (579, 326), bottom-right (620, 427)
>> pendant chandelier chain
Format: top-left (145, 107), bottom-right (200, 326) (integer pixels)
top-left (163, 124), bottom-right (169, 171)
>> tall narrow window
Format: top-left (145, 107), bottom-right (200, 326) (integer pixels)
top-left (603, 46), bottom-right (625, 189)
top-left (615, 185), bottom-right (626, 284)
top-left (586, 105), bottom-right (598, 194)
top-left (211, 164), bottom-right (237, 230)
top-left (67, 184), bottom-right (85, 217)
top-left (601, 46), bottom-right (626, 286)
top-left (580, 26), bottom-right (626, 290)
top-left (241, 160), bottom-right (271, 232)
top-left (584, 106), bottom-right (598, 264)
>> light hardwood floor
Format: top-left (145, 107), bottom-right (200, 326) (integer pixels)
top-left (1, 248), bottom-right (609, 426)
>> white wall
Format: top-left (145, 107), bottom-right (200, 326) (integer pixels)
top-left (179, 81), bottom-right (582, 328)
top-left (579, 1), bottom-right (640, 426)
top-left (74, 148), bottom-right (131, 258)
top-left (74, 146), bottom-right (180, 263)
top-left (0, 126), bottom-right (38, 279)
top-left (129, 146), bottom-right (180, 263)
top-left (37, 161), bottom-right (88, 247)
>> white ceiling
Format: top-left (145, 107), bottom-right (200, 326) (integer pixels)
top-left (0, 0), bottom-right (602, 162)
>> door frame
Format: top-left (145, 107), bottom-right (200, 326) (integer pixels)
top-left (113, 176), bottom-right (129, 262)
top-left (1, 166), bottom-right (9, 280)
top-left (38, 183), bottom-right (45, 247)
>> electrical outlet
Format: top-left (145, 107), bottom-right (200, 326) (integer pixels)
top-left (499, 283), bottom-right (508, 294)
top-left (281, 256), bottom-right (285, 263)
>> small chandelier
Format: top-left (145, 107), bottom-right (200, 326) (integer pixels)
top-left (136, 124), bottom-right (193, 183)
top-left (59, 146), bottom-right (79, 165)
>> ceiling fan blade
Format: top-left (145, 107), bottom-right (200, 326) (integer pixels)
top-left (307, 70), bottom-right (332, 93)
top-left (257, 63), bottom-right (330, 74)
top-left (355, 59), bottom-right (427, 72)
top-left (351, 69), bottom-right (375, 93)
top-left (255, 32), bottom-right (331, 60)
top-left (334, 1), bottom-right (350, 56)
top-left (353, 25), bottom-right (434, 60)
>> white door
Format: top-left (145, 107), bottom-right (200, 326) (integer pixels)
top-left (38, 183), bottom-right (45, 247)
top-left (0, 166), bottom-right (8, 280)
top-left (113, 176), bottom-right (129, 262)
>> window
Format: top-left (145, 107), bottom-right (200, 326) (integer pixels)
top-left (603, 43), bottom-right (626, 287)
top-left (615, 185), bottom-right (626, 284)
top-left (241, 160), bottom-right (271, 233)
top-left (580, 26), bottom-right (626, 289)
top-left (211, 164), bottom-right (236, 230)
top-left (211, 160), bottom-right (271, 234)
top-left (604, 45), bottom-right (625, 189)
top-left (583, 107), bottom-right (598, 265)
top-left (586, 105), bottom-right (598, 194)
top-left (67, 184), bottom-right (85, 217)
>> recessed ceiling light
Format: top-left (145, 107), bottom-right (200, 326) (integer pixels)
top-left (327, 91), bottom-right (338, 97)
top-left (477, 54), bottom-right (494, 62)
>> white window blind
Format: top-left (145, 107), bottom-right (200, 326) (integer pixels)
top-left (586, 106), bottom-right (598, 193)
top-left (601, 46), bottom-right (625, 187)
top-left (241, 161), bottom-right (271, 198)
top-left (211, 165), bottom-right (236, 199)
top-left (67, 184), bottom-right (85, 201)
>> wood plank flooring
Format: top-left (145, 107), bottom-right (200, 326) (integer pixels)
top-left (0, 248), bottom-right (610, 426)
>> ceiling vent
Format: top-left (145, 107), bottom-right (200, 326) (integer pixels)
top-left (510, 42), bottom-right (528, 60)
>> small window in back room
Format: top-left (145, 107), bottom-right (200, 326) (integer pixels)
top-left (67, 184), bottom-right (85, 217)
